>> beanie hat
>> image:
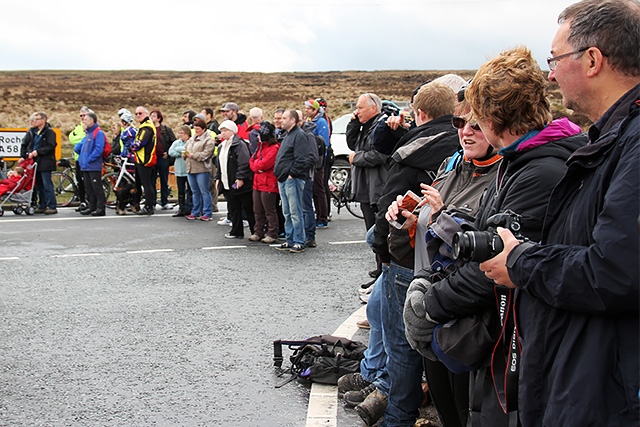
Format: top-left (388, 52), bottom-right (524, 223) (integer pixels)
top-left (219, 119), bottom-right (238, 134)
top-left (304, 99), bottom-right (320, 110)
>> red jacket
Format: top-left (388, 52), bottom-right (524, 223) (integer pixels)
top-left (249, 141), bottom-right (280, 193)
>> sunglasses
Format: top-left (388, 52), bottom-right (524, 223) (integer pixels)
top-left (452, 116), bottom-right (481, 131)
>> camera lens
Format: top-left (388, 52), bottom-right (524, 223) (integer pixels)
top-left (452, 231), bottom-right (503, 263)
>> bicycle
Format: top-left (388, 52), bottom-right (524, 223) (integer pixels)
top-left (52, 158), bottom-right (79, 207)
top-left (330, 172), bottom-right (363, 219)
top-left (102, 156), bottom-right (136, 209)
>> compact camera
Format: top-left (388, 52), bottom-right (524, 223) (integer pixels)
top-left (452, 210), bottom-right (525, 263)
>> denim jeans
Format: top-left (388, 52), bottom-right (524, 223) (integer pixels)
top-left (278, 177), bottom-right (305, 246)
top-left (187, 172), bottom-right (212, 217)
top-left (303, 176), bottom-right (316, 242)
top-left (36, 170), bottom-right (56, 209)
top-left (380, 262), bottom-right (424, 427)
top-left (360, 264), bottom-right (390, 396)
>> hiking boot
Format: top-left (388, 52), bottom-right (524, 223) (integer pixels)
top-left (248, 234), bottom-right (262, 242)
top-left (306, 239), bottom-right (317, 248)
top-left (355, 388), bottom-right (387, 426)
top-left (90, 210), bottom-right (105, 217)
top-left (34, 208), bottom-right (45, 214)
top-left (44, 208), bottom-right (58, 215)
top-left (290, 244), bottom-right (305, 253)
top-left (343, 383), bottom-right (377, 407)
top-left (261, 236), bottom-right (277, 244)
top-left (338, 373), bottom-right (372, 395)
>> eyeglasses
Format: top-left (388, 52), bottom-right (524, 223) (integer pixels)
top-left (452, 116), bottom-right (481, 131)
top-left (135, 112), bottom-right (144, 115)
top-left (547, 47), bottom-right (588, 71)
top-left (79, 114), bottom-right (86, 118)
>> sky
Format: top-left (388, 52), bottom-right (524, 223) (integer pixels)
top-left (1, 0), bottom-right (578, 73)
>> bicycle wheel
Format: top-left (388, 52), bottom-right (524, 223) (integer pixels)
top-left (340, 175), bottom-right (364, 219)
top-left (102, 172), bottom-right (120, 209)
top-left (51, 172), bottom-right (77, 207)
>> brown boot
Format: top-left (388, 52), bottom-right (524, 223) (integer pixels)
top-left (355, 388), bottom-right (387, 426)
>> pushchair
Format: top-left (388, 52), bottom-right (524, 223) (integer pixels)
top-left (0, 159), bottom-right (37, 216)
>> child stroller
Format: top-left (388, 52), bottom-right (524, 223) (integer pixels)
top-left (0, 159), bottom-right (37, 216)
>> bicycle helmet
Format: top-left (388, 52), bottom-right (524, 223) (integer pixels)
top-left (120, 112), bottom-right (134, 124)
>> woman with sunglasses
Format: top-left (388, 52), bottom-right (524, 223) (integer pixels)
top-left (384, 91), bottom-right (501, 427)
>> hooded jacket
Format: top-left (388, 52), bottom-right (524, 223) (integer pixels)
top-left (371, 115), bottom-right (460, 265)
top-left (506, 85), bottom-right (640, 427)
top-left (250, 140), bottom-right (280, 194)
top-left (74, 123), bottom-right (106, 172)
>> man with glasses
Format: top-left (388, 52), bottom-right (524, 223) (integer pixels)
top-left (20, 112), bottom-right (58, 214)
top-left (68, 106), bottom-right (93, 212)
top-left (131, 106), bottom-right (157, 215)
top-left (480, 1), bottom-right (640, 425)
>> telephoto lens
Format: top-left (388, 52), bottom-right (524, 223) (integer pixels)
top-left (452, 230), bottom-right (504, 263)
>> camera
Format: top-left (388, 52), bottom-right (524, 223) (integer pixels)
top-left (452, 210), bottom-right (524, 263)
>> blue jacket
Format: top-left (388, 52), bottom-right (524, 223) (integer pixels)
top-left (168, 138), bottom-right (187, 177)
top-left (74, 124), bottom-right (105, 172)
top-left (310, 114), bottom-right (330, 148)
top-left (508, 84), bottom-right (640, 426)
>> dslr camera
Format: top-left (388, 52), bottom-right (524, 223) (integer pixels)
top-left (452, 210), bottom-right (525, 263)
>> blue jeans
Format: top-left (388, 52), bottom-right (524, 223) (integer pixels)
top-left (278, 178), bottom-right (305, 246)
top-left (303, 177), bottom-right (316, 242)
top-left (380, 262), bottom-right (424, 427)
top-left (187, 172), bottom-right (212, 217)
top-left (36, 170), bottom-right (56, 209)
top-left (360, 264), bottom-right (390, 396)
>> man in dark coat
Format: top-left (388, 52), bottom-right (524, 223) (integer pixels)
top-left (481, 1), bottom-right (640, 425)
top-left (20, 111), bottom-right (58, 214)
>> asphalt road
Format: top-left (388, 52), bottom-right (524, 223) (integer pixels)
top-left (0, 204), bottom-right (375, 426)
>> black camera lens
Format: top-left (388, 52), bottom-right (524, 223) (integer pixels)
top-left (452, 231), bottom-right (504, 263)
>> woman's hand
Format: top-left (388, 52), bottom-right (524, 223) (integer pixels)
top-left (235, 179), bottom-right (244, 189)
top-left (385, 194), bottom-right (417, 230)
top-left (420, 183), bottom-right (444, 213)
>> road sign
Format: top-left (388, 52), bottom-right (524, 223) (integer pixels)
top-left (0, 128), bottom-right (62, 161)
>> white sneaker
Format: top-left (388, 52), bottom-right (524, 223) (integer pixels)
top-left (243, 220), bottom-right (249, 227)
top-left (217, 218), bottom-right (232, 226)
top-left (162, 204), bottom-right (171, 210)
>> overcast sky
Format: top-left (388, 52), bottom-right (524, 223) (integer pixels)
top-left (2, 0), bottom-right (577, 72)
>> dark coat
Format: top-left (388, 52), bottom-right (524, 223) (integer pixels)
top-left (273, 126), bottom-right (309, 182)
top-left (346, 113), bottom-right (388, 205)
top-left (507, 85), bottom-right (640, 427)
top-left (215, 134), bottom-right (252, 196)
top-left (20, 123), bottom-right (57, 172)
top-left (371, 115), bottom-right (460, 265)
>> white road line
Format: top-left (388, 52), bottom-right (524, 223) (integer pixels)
top-left (0, 257), bottom-right (20, 260)
top-left (328, 240), bottom-right (366, 245)
top-left (125, 249), bottom-right (175, 254)
top-left (50, 253), bottom-right (101, 258)
top-left (202, 246), bottom-right (247, 250)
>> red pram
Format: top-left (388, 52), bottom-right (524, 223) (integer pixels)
top-left (0, 158), bottom-right (37, 216)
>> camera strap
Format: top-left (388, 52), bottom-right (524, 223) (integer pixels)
top-left (491, 287), bottom-right (521, 423)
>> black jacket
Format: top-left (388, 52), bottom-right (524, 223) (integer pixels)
top-left (346, 113), bottom-right (388, 205)
top-left (273, 126), bottom-right (309, 182)
top-left (215, 134), bottom-right (252, 196)
top-left (20, 123), bottom-right (57, 172)
top-left (507, 85), bottom-right (640, 427)
top-left (372, 115), bottom-right (460, 265)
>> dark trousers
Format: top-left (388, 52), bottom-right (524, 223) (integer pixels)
top-left (313, 167), bottom-right (328, 224)
top-left (176, 176), bottom-right (192, 212)
top-left (154, 156), bottom-right (170, 206)
top-left (227, 190), bottom-right (255, 238)
top-left (82, 170), bottom-right (105, 212)
top-left (361, 202), bottom-right (381, 274)
top-left (252, 190), bottom-right (279, 239)
top-left (134, 164), bottom-right (155, 210)
top-left (75, 161), bottom-right (86, 203)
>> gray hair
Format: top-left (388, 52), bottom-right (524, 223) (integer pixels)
top-left (559, 0), bottom-right (640, 77)
top-left (249, 107), bottom-right (263, 120)
top-left (360, 93), bottom-right (382, 113)
top-left (31, 111), bottom-right (47, 121)
top-left (135, 106), bottom-right (149, 114)
top-left (80, 106), bottom-right (94, 114)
